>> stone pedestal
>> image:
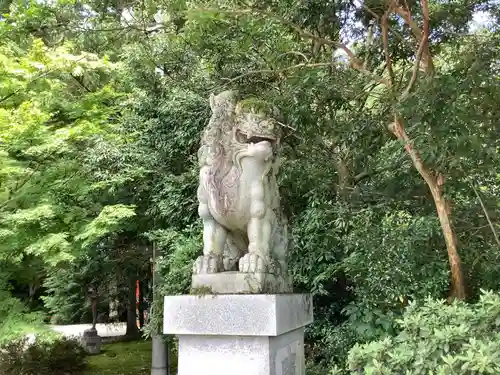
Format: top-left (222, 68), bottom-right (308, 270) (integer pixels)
top-left (163, 294), bottom-right (313, 375)
top-left (191, 271), bottom-right (292, 294)
top-left (81, 328), bottom-right (101, 355)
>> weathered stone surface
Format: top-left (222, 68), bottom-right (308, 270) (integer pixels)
top-left (164, 294), bottom-right (312, 375)
top-left (163, 294), bottom-right (313, 336)
top-left (270, 328), bottom-right (305, 375)
top-left (176, 328), bottom-right (305, 375)
top-left (193, 91), bottom-right (291, 293)
top-left (81, 328), bottom-right (101, 354)
top-left (191, 271), bottom-right (292, 294)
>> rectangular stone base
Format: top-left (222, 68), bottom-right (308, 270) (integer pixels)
top-left (191, 271), bottom-right (292, 294)
top-left (178, 328), bottom-right (305, 375)
top-left (164, 294), bottom-right (313, 375)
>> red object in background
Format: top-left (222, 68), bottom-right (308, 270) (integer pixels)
top-left (136, 280), bottom-right (140, 328)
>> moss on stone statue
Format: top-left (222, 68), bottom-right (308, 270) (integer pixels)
top-left (189, 285), bottom-right (215, 297)
top-left (236, 98), bottom-right (276, 117)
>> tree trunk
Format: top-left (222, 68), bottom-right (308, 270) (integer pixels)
top-left (430, 185), bottom-right (466, 300)
top-left (390, 115), bottom-right (466, 300)
top-left (109, 278), bottom-right (119, 322)
top-left (126, 277), bottom-right (139, 337)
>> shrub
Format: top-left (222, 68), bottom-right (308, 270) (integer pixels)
top-left (0, 334), bottom-right (88, 375)
top-left (0, 290), bottom-right (45, 345)
top-left (344, 290), bottom-right (500, 374)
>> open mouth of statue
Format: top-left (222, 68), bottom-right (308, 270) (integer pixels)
top-left (236, 129), bottom-right (275, 146)
top-left (248, 135), bottom-right (273, 144)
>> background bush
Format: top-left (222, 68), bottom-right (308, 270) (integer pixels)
top-left (0, 289), bottom-right (45, 346)
top-left (344, 290), bottom-right (500, 374)
top-left (0, 335), bottom-right (88, 375)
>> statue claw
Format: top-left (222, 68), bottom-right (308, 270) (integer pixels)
top-left (193, 255), bottom-right (223, 274)
top-left (238, 253), bottom-right (268, 273)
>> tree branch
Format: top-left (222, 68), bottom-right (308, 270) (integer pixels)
top-left (388, 114), bottom-right (436, 187)
top-left (217, 62), bottom-right (334, 88)
top-left (399, 35), bottom-right (426, 101)
top-left (398, 0), bottom-right (434, 101)
top-left (394, 6), bottom-right (422, 42)
top-left (197, 7), bottom-right (390, 86)
top-left (0, 71), bottom-right (52, 104)
top-left (0, 30), bottom-right (127, 104)
top-left (1, 166), bottom-right (40, 209)
top-left (394, 1), bottom-right (434, 76)
top-left (420, 0), bottom-right (435, 74)
top-left (381, 9), bottom-right (395, 88)
top-left (71, 74), bottom-right (92, 92)
top-left (471, 184), bottom-right (500, 248)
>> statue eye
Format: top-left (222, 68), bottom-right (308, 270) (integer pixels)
top-left (235, 129), bottom-right (248, 143)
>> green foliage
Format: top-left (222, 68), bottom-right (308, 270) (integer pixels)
top-left (42, 269), bottom-right (89, 324)
top-left (342, 210), bottom-right (449, 311)
top-left (0, 11), bottom-right (134, 333)
top-left (0, 290), bottom-right (45, 344)
top-left (143, 227), bottom-right (201, 337)
top-left (151, 228), bottom-right (202, 296)
top-left (0, 0), bottom-right (499, 370)
top-left (84, 340), bottom-right (177, 375)
top-left (41, 261), bottom-right (111, 325)
top-left (237, 97), bottom-right (277, 117)
top-left (0, 36), bottom-right (126, 264)
top-left (0, 335), bottom-right (87, 375)
top-left (76, 204), bottom-right (137, 248)
top-left (346, 291), bottom-right (500, 374)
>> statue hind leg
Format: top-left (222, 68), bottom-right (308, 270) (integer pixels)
top-left (194, 178), bottom-right (226, 274)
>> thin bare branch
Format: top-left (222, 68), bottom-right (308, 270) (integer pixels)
top-left (389, 114), bottom-right (435, 186)
top-left (0, 164), bottom-right (42, 209)
top-left (395, 1), bottom-right (434, 76)
top-left (274, 51), bottom-right (310, 63)
top-left (71, 74), bottom-right (92, 92)
top-left (471, 184), bottom-right (500, 248)
top-left (275, 120), bottom-right (297, 132)
top-left (0, 30), bottom-right (127, 104)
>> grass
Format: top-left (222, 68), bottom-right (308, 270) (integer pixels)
top-left (84, 340), bottom-right (177, 375)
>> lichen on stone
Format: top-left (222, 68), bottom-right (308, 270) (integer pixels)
top-left (236, 97), bottom-right (277, 118)
top-left (189, 285), bottom-right (215, 297)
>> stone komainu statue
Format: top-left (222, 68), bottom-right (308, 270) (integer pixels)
top-left (194, 90), bottom-right (290, 292)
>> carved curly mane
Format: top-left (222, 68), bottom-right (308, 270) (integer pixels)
top-left (198, 91), bottom-right (240, 216)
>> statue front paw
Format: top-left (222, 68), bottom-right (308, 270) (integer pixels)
top-left (239, 253), bottom-right (270, 273)
top-left (193, 255), bottom-right (223, 274)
